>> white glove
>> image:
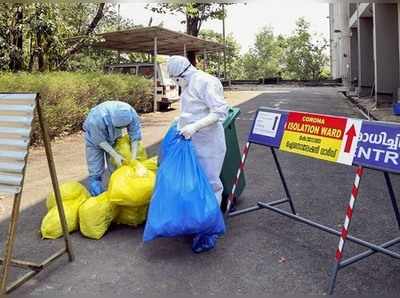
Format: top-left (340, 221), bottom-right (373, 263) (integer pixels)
top-left (131, 140), bottom-right (138, 160)
top-left (179, 113), bottom-right (219, 139)
top-left (99, 141), bottom-right (125, 166)
top-left (179, 123), bottom-right (198, 139)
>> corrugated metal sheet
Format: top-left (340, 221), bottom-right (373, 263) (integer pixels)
top-left (0, 93), bottom-right (37, 196)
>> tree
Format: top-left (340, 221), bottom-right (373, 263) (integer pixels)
top-left (239, 26), bottom-right (285, 80)
top-left (0, 3), bottom-right (138, 72)
top-left (54, 2), bottom-right (106, 69)
top-left (198, 29), bottom-right (240, 78)
top-left (284, 18), bottom-right (329, 80)
top-left (147, 2), bottom-right (228, 64)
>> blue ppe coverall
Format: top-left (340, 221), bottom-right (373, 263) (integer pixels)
top-left (83, 101), bottom-right (141, 195)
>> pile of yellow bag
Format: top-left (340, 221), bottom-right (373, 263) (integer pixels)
top-left (40, 135), bottom-right (158, 240)
top-left (41, 182), bottom-right (90, 239)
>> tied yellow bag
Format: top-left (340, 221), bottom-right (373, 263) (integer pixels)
top-left (79, 192), bottom-right (118, 240)
top-left (141, 156), bottom-right (158, 172)
top-left (114, 205), bottom-right (148, 226)
top-left (108, 160), bottom-right (156, 207)
top-left (41, 200), bottom-right (81, 239)
top-left (46, 181), bottom-right (90, 210)
top-left (112, 135), bottom-right (148, 167)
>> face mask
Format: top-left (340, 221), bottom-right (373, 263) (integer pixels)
top-left (174, 77), bottom-right (188, 89)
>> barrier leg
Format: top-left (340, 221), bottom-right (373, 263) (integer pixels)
top-left (270, 147), bottom-right (296, 215)
top-left (0, 193), bottom-right (22, 293)
top-left (226, 142), bottom-right (251, 215)
top-left (383, 172), bottom-right (400, 230)
top-left (328, 166), bottom-right (364, 294)
top-left (36, 96), bottom-right (74, 262)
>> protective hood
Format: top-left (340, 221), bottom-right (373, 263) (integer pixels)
top-left (110, 107), bottom-right (133, 128)
top-left (167, 55), bottom-right (196, 78)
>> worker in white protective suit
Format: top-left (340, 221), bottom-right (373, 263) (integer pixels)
top-left (167, 55), bottom-right (228, 206)
top-left (83, 101), bottom-right (142, 196)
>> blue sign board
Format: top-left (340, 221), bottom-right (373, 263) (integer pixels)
top-left (247, 107), bottom-right (400, 174)
top-left (354, 121), bottom-right (400, 174)
top-left (248, 109), bottom-right (287, 148)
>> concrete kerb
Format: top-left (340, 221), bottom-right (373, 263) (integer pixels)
top-left (342, 92), bottom-right (400, 123)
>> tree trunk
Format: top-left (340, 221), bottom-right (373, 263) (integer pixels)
top-left (187, 51), bottom-right (196, 66)
top-left (36, 31), bottom-right (46, 72)
top-left (186, 15), bottom-right (200, 36)
top-left (9, 5), bottom-right (24, 71)
top-left (57, 3), bottom-right (105, 69)
top-left (28, 34), bottom-right (34, 72)
top-left (186, 14), bottom-right (200, 66)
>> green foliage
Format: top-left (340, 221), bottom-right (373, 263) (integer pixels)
top-left (239, 26), bottom-right (285, 80)
top-left (0, 3), bottom-right (137, 72)
top-left (146, 2), bottom-right (227, 36)
top-left (198, 29), bottom-right (240, 78)
top-left (0, 72), bottom-right (152, 143)
top-left (236, 18), bottom-right (329, 80)
top-left (284, 18), bottom-right (329, 80)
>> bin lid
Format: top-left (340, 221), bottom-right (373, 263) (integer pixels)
top-left (223, 107), bottom-right (241, 128)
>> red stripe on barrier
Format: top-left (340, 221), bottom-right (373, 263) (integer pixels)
top-left (356, 166), bottom-right (364, 176)
top-left (346, 206), bottom-right (353, 219)
top-left (244, 143), bottom-right (250, 154)
top-left (226, 142), bottom-right (251, 213)
top-left (341, 228), bottom-right (348, 239)
top-left (335, 249), bottom-right (342, 261)
top-left (333, 166), bottom-right (364, 264)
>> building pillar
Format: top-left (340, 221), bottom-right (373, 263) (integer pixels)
top-left (373, 3), bottom-right (399, 107)
top-left (350, 27), bottom-right (358, 90)
top-left (358, 17), bottom-right (374, 97)
top-left (339, 0), bottom-right (351, 90)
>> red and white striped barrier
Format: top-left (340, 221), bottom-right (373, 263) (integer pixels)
top-left (226, 142), bottom-right (251, 213)
top-left (335, 166), bottom-right (364, 261)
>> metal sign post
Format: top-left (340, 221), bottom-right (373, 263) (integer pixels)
top-left (0, 93), bottom-right (73, 294)
top-left (226, 107), bottom-right (400, 294)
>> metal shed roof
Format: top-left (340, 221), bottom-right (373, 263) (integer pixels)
top-left (94, 26), bottom-right (224, 55)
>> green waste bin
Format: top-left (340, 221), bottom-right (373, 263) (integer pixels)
top-left (220, 107), bottom-right (246, 212)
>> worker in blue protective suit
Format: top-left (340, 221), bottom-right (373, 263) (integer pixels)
top-left (83, 101), bottom-right (142, 196)
top-left (167, 56), bottom-right (228, 253)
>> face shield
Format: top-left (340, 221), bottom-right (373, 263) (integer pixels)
top-left (170, 63), bottom-right (191, 89)
top-left (167, 56), bottom-right (193, 90)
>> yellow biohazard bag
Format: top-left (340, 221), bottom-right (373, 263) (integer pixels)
top-left (108, 161), bottom-right (156, 207)
top-left (141, 156), bottom-right (158, 172)
top-left (46, 181), bottom-right (90, 210)
top-left (41, 200), bottom-right (81, 239)
top-left (114, 205), bottom-right (148, 226)
top-left (112, 135), bottom-right (148, 167)
top-left (79, 192), bottom-right (118, 240)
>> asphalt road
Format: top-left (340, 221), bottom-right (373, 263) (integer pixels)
top-left (5, 86), bottom-right (400, 295)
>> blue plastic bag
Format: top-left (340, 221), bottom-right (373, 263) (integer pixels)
top-left (158, 122), bottom-right (178, 165)
top-left (143, 129), bottom-right (225, 245)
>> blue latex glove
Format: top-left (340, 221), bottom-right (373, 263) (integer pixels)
top-left (192, 234), bottom-right (218, 254)
top-left (88, 176), bottom-right (104, 197)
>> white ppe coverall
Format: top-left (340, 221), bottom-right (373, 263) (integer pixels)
top-left (167, 56), bottom-right (228, 205)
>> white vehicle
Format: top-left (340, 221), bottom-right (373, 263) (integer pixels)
top-left (105, 62), bottom-right (180, 111)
